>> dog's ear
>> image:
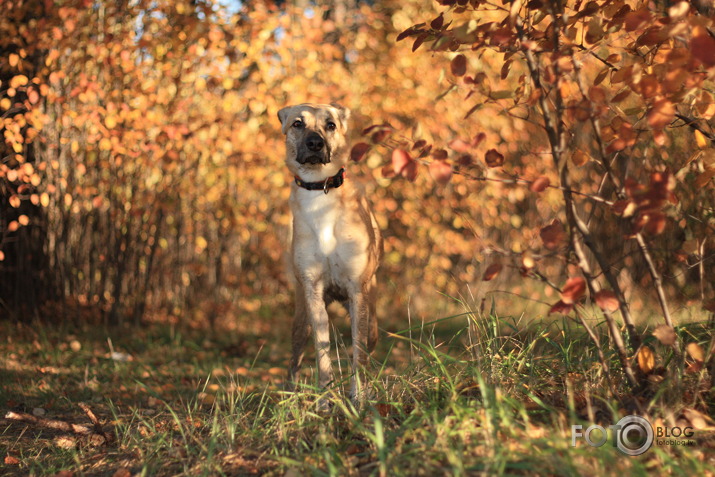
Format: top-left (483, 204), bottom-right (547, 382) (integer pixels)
top-left (277, 106), bottom-right (294, 134)
top-left (330, 103), bottom-right (351, 132)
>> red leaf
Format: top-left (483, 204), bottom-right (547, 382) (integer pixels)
top-left (561, 277), bottom-right (586, 304)
top-left (451, 54), bottom-right (467, 76)
top-left (624, 9), bottom-right (651, 32)
top-left (593, 290), bottom-right (619, 312)
top-left (549, 300), bottom-right (574, 315)
top-left (430, 14), bottom-right (444, 30)
top-left (482, 263), bottom-right (503, 281)
top-left (402, 161), bottom-right (418, 181)
top-left (644, 212), bottom-right (667, 235)
top-left (432, 149), bottom-right (448, 160)
top-left (397, 27), bottom-right (418, 42)
top-left (412, 139), bottom-right (427, 150)
top-left (471, 132), bottom-right (487, 147)
top-left (413, 33), bottom-right (428, 52)
top-left (381, 164), bottom-right (396, 179)
top-left (448, 138), bottom-right (472, 153)
top-left (429, 160), bottom-right (452, 185)
top-left (392, 149), bottom-right (412, 175)
top-left (457, 154), bottom-right (473, 167)
top-left (539, 219), bottom-right (565, 250)
top-left (529, 176), bottom-right (550, 192)
top-left (484, 149), bottom-right (504, 168)
top-left (5, 455), bottom-right (20, 465)
top-left (692, 27), bottom-right (715, 68)
top-left (350, 143), bottom-right (370, 162)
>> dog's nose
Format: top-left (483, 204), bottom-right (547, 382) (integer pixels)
top-left (305, 133), bottom-right (325, 152)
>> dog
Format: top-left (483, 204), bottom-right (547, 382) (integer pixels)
top-left (277, 103), bottom-right (383, 404)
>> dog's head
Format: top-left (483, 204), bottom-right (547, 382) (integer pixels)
top-left (277, 103), bottom-right (350, 179)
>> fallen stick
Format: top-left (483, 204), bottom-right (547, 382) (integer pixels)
top-left (5, 411), bottom-right (95, 434)
top-left (5, 403), bottom-right (113, 443)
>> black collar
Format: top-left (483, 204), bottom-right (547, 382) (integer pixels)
top-left (294, 168), bottom-right (345, 194)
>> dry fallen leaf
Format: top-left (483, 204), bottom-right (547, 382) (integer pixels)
top-left (652, 324), bottom-right (677, 346)
top-left (686, 342), bottom-right (705, 362)
top-left (637, 346), bottom-right (655, 374)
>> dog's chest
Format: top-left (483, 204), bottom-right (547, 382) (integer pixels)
top-left (294, 192), bottom-right (342, 257)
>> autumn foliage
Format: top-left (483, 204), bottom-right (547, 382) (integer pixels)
top-left (394, 0), bottom-right (714, 391)
top-left (1, 0), bottom-right (713, 392)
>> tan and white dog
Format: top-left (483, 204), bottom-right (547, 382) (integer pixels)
top-left (277, 103), bottom-right (382, 404)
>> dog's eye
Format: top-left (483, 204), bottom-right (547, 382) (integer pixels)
top-left (326, 121), bottom-right (337, 131)
top-left (292, 120), bottom-right (304, 128)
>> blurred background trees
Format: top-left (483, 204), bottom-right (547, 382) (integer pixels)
top-left (1, 0), bottom-right (712, 334)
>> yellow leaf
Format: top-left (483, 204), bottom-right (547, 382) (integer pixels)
top-left (18, 215), bottom-right (29, 226)
top-left (9, 53), bottom-right (19, 67)
top-left (0, 98), bottom-right (11, 110)
top-left (195, 236), bottom-right (208, 251)
top-left (686, 343), bottom-right (705, 362)
top-left (637, 345), bottom-right (655, 374)
top-left (40, 192), bottom-right (50, 207)
top-left (105, 115), bottom-right (117, 129)
top-left (694, 130), bottom-right (709, 149)
top-left (99, 138), bottom-right (112, 151)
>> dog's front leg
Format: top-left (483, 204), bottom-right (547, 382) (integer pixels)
top-left (348, 289), bottom-right (371, 404)
top-left (288, 281), bottom-right (311, 389)
top-left (302, 279), bottom-right (334, 390)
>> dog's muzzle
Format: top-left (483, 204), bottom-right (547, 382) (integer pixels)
top-left (297, 132), bottom-right (330, 165)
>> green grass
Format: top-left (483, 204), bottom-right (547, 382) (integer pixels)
top-left (1, 307), bottom-right (713, 476)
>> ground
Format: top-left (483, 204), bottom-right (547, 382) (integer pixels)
top-left (1, 305), bottom-right (713, 476)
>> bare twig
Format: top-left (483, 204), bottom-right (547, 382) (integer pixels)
top-left (516, 4), bottom-right (641, 389)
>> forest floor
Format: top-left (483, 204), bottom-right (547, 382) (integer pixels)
top-left (1, 303), bottom-right (714, 476)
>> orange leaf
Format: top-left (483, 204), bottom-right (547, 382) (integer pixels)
top-left (647, 99), bottom-right (675, 129)
top-left (637, 346), bottom-right (655, 374)
top-left (694, 130), bottom-right (708, 149)
top-left (686, 343), bottom-right (705, 362)
top-left (4, 455), bottom-right (20, 465)
top-left (593, 290), bottom-right (619, 312)
top-left (529, 176), bottom-right (550, 192)
top-left (482, 263), bottom-right (503, 281)
top-left (571, 149), bottom-right (590, 166)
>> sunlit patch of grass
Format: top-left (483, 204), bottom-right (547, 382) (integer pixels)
top-left (1, 312), bottom-right (712, 476)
